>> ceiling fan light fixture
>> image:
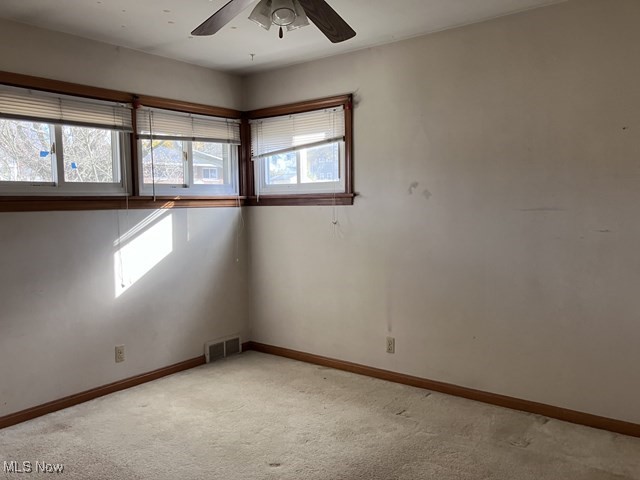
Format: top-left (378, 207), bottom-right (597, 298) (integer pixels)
top-left (287, 0), bottom-right (310, 31)
top-left (194, 0), bottom-right (356, 43)
top-left (271, 0), bottom-right (297, 26)
top-left (248, 0), bottom-right (273, 30)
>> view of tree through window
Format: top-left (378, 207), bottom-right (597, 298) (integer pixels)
top-left (141, 139), bottom-right (185, 185)
top-left (0, 119), bottom-right (53, 183)
top-left (62, 126), bottom-right (117, 183)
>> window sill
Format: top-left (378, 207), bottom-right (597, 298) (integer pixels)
top-left (245, 193), bottom-right (356, 207)
top-left (0, 195), bottom-right (246, 212)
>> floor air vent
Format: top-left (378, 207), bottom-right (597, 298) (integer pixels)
top-left (225, 337), bottom-right (241, 356)
top-left (208, 342), bottom-right (225, 362)
top-left (205, 336), bottom-right (241, 363)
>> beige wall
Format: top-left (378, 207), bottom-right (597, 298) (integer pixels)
top-left (2, 0), bottom-right (640, 425)
top-left (244, 0), bottom-right (640, 423)
top-left (0, 18), bottom-right (242, 109)
top-left (0, 209), bottom-right (248, 416)
top-left (0, 21), bottom-right (248, 416)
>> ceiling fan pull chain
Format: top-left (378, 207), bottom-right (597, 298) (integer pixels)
top-left (279, 26), bottom-right (284, 39)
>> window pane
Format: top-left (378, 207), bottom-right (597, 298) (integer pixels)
top-left (141, 139), bottom-right (185, 185)
top-left (265, 151), bottom-right (297, 185)
top-left (300, 142), bottom-right (340, 184)
top-left (193, 142), bottom-right (224, 185)
top-left (0, 118), bottom-right (53, 182)
top-left (62, 126), bottom-right (118, 183)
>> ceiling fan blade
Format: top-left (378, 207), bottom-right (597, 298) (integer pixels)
top-left (191, 0), bottom-right (255, 36)
top-left (297, 0), bottom-right (356, 43)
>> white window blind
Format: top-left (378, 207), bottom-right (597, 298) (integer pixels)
top-left (250, 106), bottom-right (345, 159)
top-left (136, 107), bottom-right (241, 144)
top-left (0, 84), bottom-right (132, 131)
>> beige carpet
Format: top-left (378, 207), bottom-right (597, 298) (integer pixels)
top-left (1, 351), bottom-right (639, 479)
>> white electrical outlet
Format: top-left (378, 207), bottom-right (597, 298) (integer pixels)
top-left (386, 336), bottom-right (395, 354)
top-left (115, 345), bottom-right (125, 363)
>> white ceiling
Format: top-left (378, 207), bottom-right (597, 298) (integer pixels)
top-left (0, 0), bottom-right (565, 75)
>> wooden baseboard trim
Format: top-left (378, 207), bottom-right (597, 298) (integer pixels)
top-left (244, 342), bottom-right (640, 438)
top-left (0, 355), bottom-right (205, 430)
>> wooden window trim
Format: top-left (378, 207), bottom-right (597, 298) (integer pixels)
top-left (0, 71), bottom-right (243, 118)
top-left (244, 193), bottom-right (356, 207)
top-left (0, 71), bottom-right (133, 104)
top-left (0, 71), bottom-right (354, 211)
top-left (0, 71), bottom-right (244, 211)
top-left (0, 196), bottom-right (246, 212)
top-left (246, 94), bottom-right (351, 120)
top-left (244, 94), bottom-right (355, 207)
top-left (135, 95), bottom-right (240, 120)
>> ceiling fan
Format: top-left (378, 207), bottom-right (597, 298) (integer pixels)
top-left (192, 0), bottom-right (356, 43)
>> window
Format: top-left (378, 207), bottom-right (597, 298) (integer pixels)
top-left (0, 85), bottom-right (131, 195)
top-left (136, 107), bottom-right (240, 196)
top-left (250, 104), bottom-right (347, 196)
top-left (0, 73), bottom-right (353, 211)
top-left (201, 167), bottom-right (219, 181)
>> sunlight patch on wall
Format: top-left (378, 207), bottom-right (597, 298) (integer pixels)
top-left (114, 211), bottom-right (173, 298)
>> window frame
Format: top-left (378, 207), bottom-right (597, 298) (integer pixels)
top-left (0, 85), bottom-right (133, 196)
top-left (137, 138), bottom-right (239, 197)
top-left (0, 72), bottom-right (354, 211)
top-left (60, 127), bottom-right (124, 190)
top-left (244, 94), bottom-right (355, 206)
top-left (0, 71), bottom-right (244, 211)
top-left (0, 125), bottom-right (132, 197)
top-left (255, 141), bottom-right (346, 195)
top-left (135, 106), bottom-right (241, 198)
top-left (202, 167), bottom-right (219, 181)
